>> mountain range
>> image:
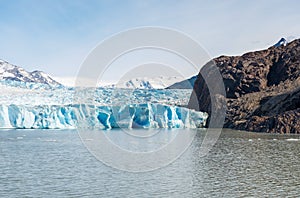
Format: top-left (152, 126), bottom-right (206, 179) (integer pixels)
top-left (106, 76), bottom-right (185, 89)
top-left (0, 59), bottom-right (61, 86)
top-left (0, 60), bottom-right (188, 89)
top-left (0, 59), bottom-right (197, 89)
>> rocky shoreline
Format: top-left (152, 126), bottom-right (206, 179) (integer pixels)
top-left (189, 38), bottom-right (300, 133)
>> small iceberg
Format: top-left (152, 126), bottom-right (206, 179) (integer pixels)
top-left (286, 138), bottom-right (300, 142)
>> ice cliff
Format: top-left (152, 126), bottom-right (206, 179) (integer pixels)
top-left (0, 103), bottom-right (208, 129)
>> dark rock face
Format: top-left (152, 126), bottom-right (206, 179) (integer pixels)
top-left (189, 39), bottom-right (300, 133)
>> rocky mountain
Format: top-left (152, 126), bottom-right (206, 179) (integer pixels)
top-left (273, 37), bottom-right (287, 47)
top-left (0, 59), bottom-right (61, 86)
top-left (166, 76), bottom-right (196, 89)
top-left (189, 38), bottom-right (300, 133)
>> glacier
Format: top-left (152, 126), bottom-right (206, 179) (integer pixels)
top-left (0, 59), bottom-right (208, 130)
top-left (0, 83), bottom-right (192, 106)
top-left (0, 79), bottom-right (208, 130)
top-left (0, 103), bottom-right (208, 129)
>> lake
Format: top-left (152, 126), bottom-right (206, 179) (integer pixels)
top-left (1, 129), bottom-right (300, 197)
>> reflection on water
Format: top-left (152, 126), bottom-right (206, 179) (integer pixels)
top-left (0, 129), bottom-right (300, 197)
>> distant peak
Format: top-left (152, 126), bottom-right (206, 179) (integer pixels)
top-left (0, 59), bottom-right (61, 86)
top-left (273, 37), bottom-right (287, 47)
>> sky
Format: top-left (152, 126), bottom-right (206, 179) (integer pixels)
top-left (0, 0), bottom-right (300, 81)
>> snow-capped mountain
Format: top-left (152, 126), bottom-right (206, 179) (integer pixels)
top-left (166, 75), bottom-right (196, 89)
top-left (105, 76), bottom-right (185, 89)
top-left (0, 59), bottom-right (61, 86)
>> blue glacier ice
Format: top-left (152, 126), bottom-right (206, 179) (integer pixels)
top-left (0, 103), bottom-right (208, 129)
top-left (0, 61), bottom-right (208, 130)
top-left (0, 80), bottom-right (208, 129)
top-left (0, 79), bottom-right (63, 90)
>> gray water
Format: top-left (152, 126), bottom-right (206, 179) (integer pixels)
top-left (1, 129), bottom-right (300, 197)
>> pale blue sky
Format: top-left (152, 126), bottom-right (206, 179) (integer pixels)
top-left (0, 0), bottom-right (299, 77)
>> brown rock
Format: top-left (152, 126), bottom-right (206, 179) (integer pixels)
top-left (189, 39), bottom-right (300, 133)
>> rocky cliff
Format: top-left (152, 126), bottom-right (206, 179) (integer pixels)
top-left (189, 38), bottom-right (300, 133)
